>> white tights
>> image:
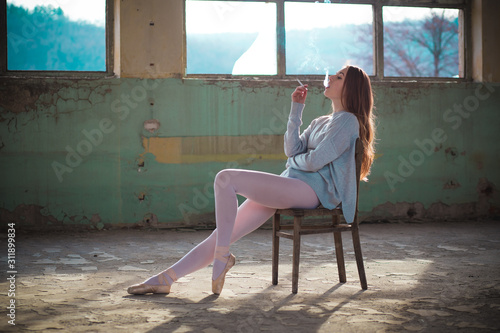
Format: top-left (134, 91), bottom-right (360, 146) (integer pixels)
top-left (145, 169), bottom-right (320, 286)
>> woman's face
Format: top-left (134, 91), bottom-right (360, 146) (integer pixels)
top-left (323, 67), bottom-right (348, 101)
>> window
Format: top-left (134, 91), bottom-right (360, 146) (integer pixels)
top-left (383, 6), bottom-right (461, 78)
top-left (185, 0), bottom-right (468, 80)
top-left (185, 1), bottom-right (277, 75)
top-left (1, 0), bottom-right (112, 74)
top-left (285, 2), bottom-right (373, 75)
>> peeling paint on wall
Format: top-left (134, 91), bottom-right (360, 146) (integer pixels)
top-left (0, 82), bottom-right (58, 113)
top-left (366, 178), bottom-right (497, 221)
top-left (0, 205), bottom-right (105, 230)
top-left (143, 119), bottom-right (160, 133)
top-left (0, 205), bottom-right (61, 227)
top-left (0, 80), bottom-right (114, 115)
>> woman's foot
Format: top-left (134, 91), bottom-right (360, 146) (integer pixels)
top-left (212, 253), bottom-right (236, 295)
top-left (127, 281), bottom-right (170, 295)
top-left (127, 268), bottom-right (177, 295)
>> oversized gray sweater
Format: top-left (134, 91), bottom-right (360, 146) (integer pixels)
top-left (280, 102), bottom-right (360, 223)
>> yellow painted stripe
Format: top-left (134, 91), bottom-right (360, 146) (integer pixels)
top-left (141, 136), bottom-right (286, 164)
top-left (141, 136), bottom-right (182, 164)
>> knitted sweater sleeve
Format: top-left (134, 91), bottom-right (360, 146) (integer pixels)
top-left (287, 112), bottom-right (358, 172)
top-left (284, 102), bottom-right (316, 157)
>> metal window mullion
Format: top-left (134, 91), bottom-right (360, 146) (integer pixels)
top-left (373, 3), bottom-right (384, 80)
top-left (463, 0), bottom-right (472, 80)
top-left (106, 0), bottom-right (115, 76)
top-left (183, 0), bottom-right (187, 77)
top-left (277, 0), bottom-right (286, 78)
top-left (1, 0), bottom-right (7, 73)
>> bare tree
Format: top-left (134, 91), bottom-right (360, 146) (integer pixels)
top-left (411, 10), bottom-right (459, 77)
top-left (353, 9), bottom-right (459, 77)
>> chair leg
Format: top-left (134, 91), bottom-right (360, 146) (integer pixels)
top-left (292, 215), bottom-right (302, 294)
top-left (333, 231), bottom-right (347, 283)
top-left (332, 215), bottom-right (346, 283)
top-left (272, 213), bottom-right (280, 285)
top-left (352, 226), bottom-right (368, 290)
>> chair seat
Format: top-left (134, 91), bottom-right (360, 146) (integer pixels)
top-left (276, 207), bottom-right (342, 217)
top-left (275, 207), bottom-right (352, 235)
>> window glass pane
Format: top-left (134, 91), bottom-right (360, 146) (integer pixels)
top-left (186, 1), bottom-right (276, 75)
top-left (285, 2), bottom-right (373, 75)
top-left (383, 7), bottom-right (460, 77)
top-left (6, 0), bottom-right (106, 71)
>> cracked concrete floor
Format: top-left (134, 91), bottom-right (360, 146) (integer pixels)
top-left (1, 220), bottom-right (500, 332)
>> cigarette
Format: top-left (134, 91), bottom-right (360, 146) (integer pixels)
top-left (296, 78), bottom-right (305, 87)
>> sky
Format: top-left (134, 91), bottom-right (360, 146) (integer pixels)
top-left (8, 0), bottom-right (457, 32)
top-left (8, 0), bottom-right (106, 27)
top-left (185, 1), bottom-right (456, 34)
top-left (186, 2), bottom-right (375, 34)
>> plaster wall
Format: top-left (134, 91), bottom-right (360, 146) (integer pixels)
top-left (472, 0), bottom-right (500, 82)
top-left (1, 78), bottom-right (499, 229)
top-left (480, 0), bottom-right (500, 82)
top-left (119, 0), bottom-right (184, 78)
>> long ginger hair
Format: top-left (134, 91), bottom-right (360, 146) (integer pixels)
top-left (340, 65), bottom-right (376, 181)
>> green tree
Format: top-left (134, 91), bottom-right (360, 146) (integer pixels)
top-left (7, 3), bottom-right (106, 71)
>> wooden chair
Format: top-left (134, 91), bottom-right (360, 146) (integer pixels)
top-left (272, 138), bottom-right (367, 293)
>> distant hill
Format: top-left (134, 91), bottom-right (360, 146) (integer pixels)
top-left (7, 3), bottom-right (106, 71)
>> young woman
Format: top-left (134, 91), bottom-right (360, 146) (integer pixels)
top-left (127, 65), bottom-right (376, 295)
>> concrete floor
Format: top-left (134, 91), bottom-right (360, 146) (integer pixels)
top-left (1, 220), bottom-right (500, 332)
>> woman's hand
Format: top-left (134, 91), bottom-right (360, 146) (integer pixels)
top-left (291, 85), bottom-right (308, 104)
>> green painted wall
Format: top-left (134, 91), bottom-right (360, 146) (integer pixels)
top-left (1, 78), bottom-right (499, 229)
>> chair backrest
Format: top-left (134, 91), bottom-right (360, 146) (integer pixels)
top-left (353, 138), bottom-right (364, 225)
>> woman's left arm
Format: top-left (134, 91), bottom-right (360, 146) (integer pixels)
top-left (287, 114), bottom-right (358, 172)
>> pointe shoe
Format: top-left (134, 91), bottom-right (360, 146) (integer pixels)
top-left (127, 268), bottom-right (177, 295)
top-left (127, 282), bottom-right (170, 295)
top-left (212, 253), bottom-right (236, 295)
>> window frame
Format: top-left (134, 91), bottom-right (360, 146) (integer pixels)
top-left (183, 0), bottom-right (471, 82)
top-left (0, 0), bottom-right (115, 78)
